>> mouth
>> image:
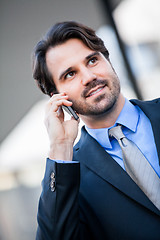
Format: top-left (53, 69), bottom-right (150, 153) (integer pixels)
top-left (86, 85), bottom-right (106, 98)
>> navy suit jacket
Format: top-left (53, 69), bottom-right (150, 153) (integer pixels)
top-left (36, 99), bottom-right (160, 240)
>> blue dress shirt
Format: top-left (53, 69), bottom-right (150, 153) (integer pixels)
top-left (86, 99), bottom-right (160, 177)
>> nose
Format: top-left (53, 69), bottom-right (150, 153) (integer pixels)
top-left (81, 68), bottom-right (97, 86)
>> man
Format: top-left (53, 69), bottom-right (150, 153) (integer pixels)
top-left (33, 21), bottom-right (160, 240)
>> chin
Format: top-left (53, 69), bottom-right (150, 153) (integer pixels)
top-left (72, 91), bottom-right (120, 116)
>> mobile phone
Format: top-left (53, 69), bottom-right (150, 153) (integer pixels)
top-left (62, 105), bottom-right (79, 121)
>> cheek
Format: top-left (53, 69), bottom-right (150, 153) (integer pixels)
top-left (99, 61), bottom-right (114, 74)
top-left (101, 67), bottom-right (116, 79)
top-left (93, 64), bottom-right (107, 77)
top-left (58, 81), bottom-right (81, 96)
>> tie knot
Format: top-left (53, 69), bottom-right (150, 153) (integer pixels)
top-left (109, 125), bottom-right (125, 141)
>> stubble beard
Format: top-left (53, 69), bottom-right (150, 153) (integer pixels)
top-left (71, 77), bottom-right (121, 117)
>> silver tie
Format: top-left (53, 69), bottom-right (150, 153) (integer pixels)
top-left (109, 125), bottom-right (160, 210)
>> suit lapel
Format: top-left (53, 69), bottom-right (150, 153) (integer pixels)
top-left (74, 126), bottom-right (160, 217)
top-left (130, 98), bottom-right (160, 164)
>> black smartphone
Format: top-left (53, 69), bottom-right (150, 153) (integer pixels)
top-left (62, 105), bottom-right (79, 121)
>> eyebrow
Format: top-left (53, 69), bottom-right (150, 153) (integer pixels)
top-left (58, 51), bottom-right (100, 81)
top-left (85, 51), bottom-right (100, 61)
top-left (59, 67), bottom-right (73, 81)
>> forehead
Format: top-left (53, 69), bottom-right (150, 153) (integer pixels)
top-left (46, 38), bottom-right (95, 78)
top-left (47, 38), bottom-right (93, 60)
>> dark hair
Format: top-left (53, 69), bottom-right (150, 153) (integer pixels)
top-left (32, 21), bottom-right (109, 96)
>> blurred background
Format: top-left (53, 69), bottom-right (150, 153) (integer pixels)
top-left (0, 0), bottom-right (160, 239)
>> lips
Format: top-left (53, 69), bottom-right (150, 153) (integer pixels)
top-left (86, 85), bottom-right (106, 98)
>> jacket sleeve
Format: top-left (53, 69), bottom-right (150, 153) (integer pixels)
top-left (36, 158), bottom-right (81, 240)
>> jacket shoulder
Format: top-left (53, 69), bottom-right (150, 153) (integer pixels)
top-left (130, 98), bottom-right (160, 107)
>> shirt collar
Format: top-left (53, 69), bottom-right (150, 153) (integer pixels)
top-left (85, 98), bottom-right (139, 149)
top-left (116, 98), bottom-right (139, 132)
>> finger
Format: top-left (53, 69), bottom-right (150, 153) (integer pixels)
top-left (48, 93), bottom-right (68, 105)
top-left (50, 92), bottom-right (66, 100)
top-left (45, 99), bottom-right (72, 123)
top-left (71, 116), bottom-right (80, 124)
top-left (57, 106), bottom-right (64, 122)
top-left (45, 94), bottom-right (71, 113)
top-left (50, 99), bottom-right (72, 113)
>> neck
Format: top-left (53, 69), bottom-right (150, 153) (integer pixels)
top-left (80, 94), bottom-right (125, 129)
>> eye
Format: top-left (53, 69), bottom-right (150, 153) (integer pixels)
top-left (88, 57), bottom-right (98, 66)
top-left (64, 71), bottom-right (75, 80)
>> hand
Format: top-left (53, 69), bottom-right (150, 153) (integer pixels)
top-left (44, 93), bottom-right (79, 160)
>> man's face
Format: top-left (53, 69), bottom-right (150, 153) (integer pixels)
top-left (46, 38), bottom-right (120, 117)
